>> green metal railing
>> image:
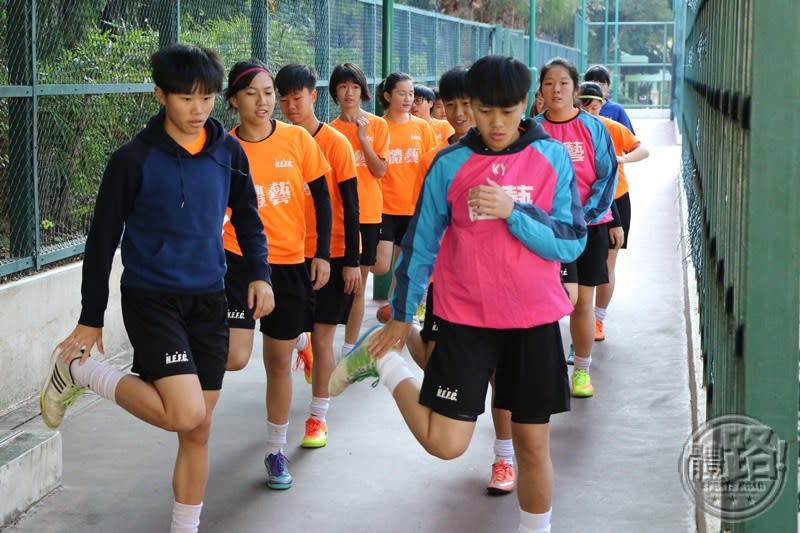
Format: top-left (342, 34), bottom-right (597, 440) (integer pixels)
top-left (678, 0), bottom-right (799, 530)
top-left (0, 0), bottom-right (579, 281)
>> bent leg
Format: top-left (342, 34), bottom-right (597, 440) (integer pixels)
top-left (391, 378), bottom-right (475, 459)
top-left (115, 373), bottom-right (206, 432)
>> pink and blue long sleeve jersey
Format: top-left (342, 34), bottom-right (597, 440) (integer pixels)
top-left (390, 119), bottom-right (587, 329)
top-left (534, 110), bottom-right (618, 225)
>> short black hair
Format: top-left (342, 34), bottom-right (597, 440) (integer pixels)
top-left (150, 44), bottom-right (224, 95)
top-left (584, 64), bottom-right (611, 84)
top-left (432, 87), bottom-right (441, 100)
top-left (329, 63), bottom-right (371, 103)
top-left (465, 55), bottom-right (530, 107)
top-left (413, 85), bottom-right (435, 102)
top-left (438, 66), bottom-right (469, 102)
top-left (224, 60), bottom-right (273, 108)
top-left (275, 63), bottom-right (317, 96)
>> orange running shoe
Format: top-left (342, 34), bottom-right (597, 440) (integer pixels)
top-left (301, 417), bottom-right (328, 448)
top-left (486, 459), bottom-right (516, 495)
top-left (594, 318), bottom-right (605, 341)
top-left (294, 332), bottom-right (313, 384)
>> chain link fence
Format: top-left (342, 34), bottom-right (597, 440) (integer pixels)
top-left (1, 0), bottom-right (579, 280)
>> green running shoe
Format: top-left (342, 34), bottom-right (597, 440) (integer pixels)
top-left (328, 324), bottom-right (382, 396)
top-left (571, 369), bottom-right (595, 398)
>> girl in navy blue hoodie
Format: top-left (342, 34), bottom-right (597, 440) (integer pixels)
top-left (40, 44), bottom-right (274, 533)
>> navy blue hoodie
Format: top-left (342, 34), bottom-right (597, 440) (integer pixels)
top-left (79, 110), bottom-right (270, 327)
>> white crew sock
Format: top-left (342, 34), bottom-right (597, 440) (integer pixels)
top-left (340, 343), bottom-right (355, 358)
top-left (493, 438), bottom-right (515, 465)
top-left (69, 357), bottom-right (125, 403)
top-left (594, 306), bottom-right (607, 321)
top-left (573, 355), bottom-right (592, 371)
top-left (519, 508), bottom-right (551, 533)
top-left (309, 396), bottom-right (330, 421)
top-left (375, 352), bottom-right (414, 394)
top-left (295, 333), bottom-right (309, 351)
top-left (170, 501), bottom-right (202, 533)
top-left (266, 421), bottom-right (288, 455)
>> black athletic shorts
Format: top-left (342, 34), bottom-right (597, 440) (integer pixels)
top-left (614, 193), bottom-right (631, 249)
top-left (563, 223), bottom-right (610, 287)
top-left (359, 223), bottom-right (381, 266)
top-left (380, 214), bottom-right (412, 246)
top-left (121, 287), bottom-right (228, 391)
top-left (419, 282), bottom-right (439, 343)
top-left (305, 257), bottom-right (355, 325)
top-left (225, 251), bottom-right (313, 340)
top-left (419, 319), bottom-right (570, 424)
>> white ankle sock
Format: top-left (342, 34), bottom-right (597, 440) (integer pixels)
top-left (519, 508), bottom-right (551, 533)
top-left (573, 355), bottom-right (592, 371)
top-left (594, 306), bottom-right (607, 321)
top-left (266, 421), bottom-right (288, 455)
top-left (295, 333), bottom-right (309, 351)
top-left (69, 357), bottom-right (125, 403)
top-left (341, 343), bottom-right (355, 358)
top-left (309, 396), bottom-right (329, 421)
top-left (375, 352), bottom-right (414, 394)
top-left (170, 501), bottom-right (202, 533)
top-left (493, 438), bottom-right (514, 465)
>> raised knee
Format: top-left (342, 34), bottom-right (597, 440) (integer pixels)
top-left (166, 405), bottom-right (206, 432)
top-left (424, 441), bottom-right (467, 460)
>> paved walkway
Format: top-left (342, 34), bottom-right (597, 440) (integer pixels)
top-left (2, 118), bottom-right (693, 533)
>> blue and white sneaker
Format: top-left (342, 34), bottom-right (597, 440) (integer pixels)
top-left (566, 344), bottom-right (575, 365)
top-left (265, 451), bottom-right (292, 490)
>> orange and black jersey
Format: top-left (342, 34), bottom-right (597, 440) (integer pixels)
top-left (224, 120), bottom-right (332, 265)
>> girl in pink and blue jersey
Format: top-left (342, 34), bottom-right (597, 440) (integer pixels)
top-left (534, 57), bottom-right (619, 399)
top-left (330, 55), bottom-right (586, 533)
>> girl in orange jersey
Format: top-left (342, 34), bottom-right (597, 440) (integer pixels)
top-left (222, 60), bottom-right (332, 490)
top-left (373, 72), bottom-right (436, 297)
top-left (329, 63), bottom-right (390, 357)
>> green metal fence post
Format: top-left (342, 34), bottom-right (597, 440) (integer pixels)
top-left (314, 0), bottom-right (330, 120)
top-left (251, 0), bottom-right (269, 63)
top-left (159, 0), bottom-right (180, 48)
top-left (737, 1), bottom-right (800, 530)
top-left (374, 0), bottom-right (394, 300)
top-left (527, 1), bottom-right (537, 116)
top-left (7, 0), bottom-right (37, 264)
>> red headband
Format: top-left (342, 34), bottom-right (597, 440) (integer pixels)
top-left (230, 66), bottom-right (272, 89)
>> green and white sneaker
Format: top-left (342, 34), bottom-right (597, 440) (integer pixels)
top-left (40, 347), bottom-right (86, 428)
top-left (328, 325), bottom-right (383, 396)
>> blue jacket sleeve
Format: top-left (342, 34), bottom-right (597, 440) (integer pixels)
top-left (583, 116), bottom-right (618, 225)
top-left (79, 145), bottom-right (142, 327)
top-left (390, 158), bottom-right (452, 323)
top-left (505, 144), bottom-right (587, 262)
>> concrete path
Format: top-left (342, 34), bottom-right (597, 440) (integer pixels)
top-left (2, 118), bottom-right (693, 533)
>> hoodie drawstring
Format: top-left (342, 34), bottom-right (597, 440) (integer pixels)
top-left (177, 151), bottom-right (186, 208)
